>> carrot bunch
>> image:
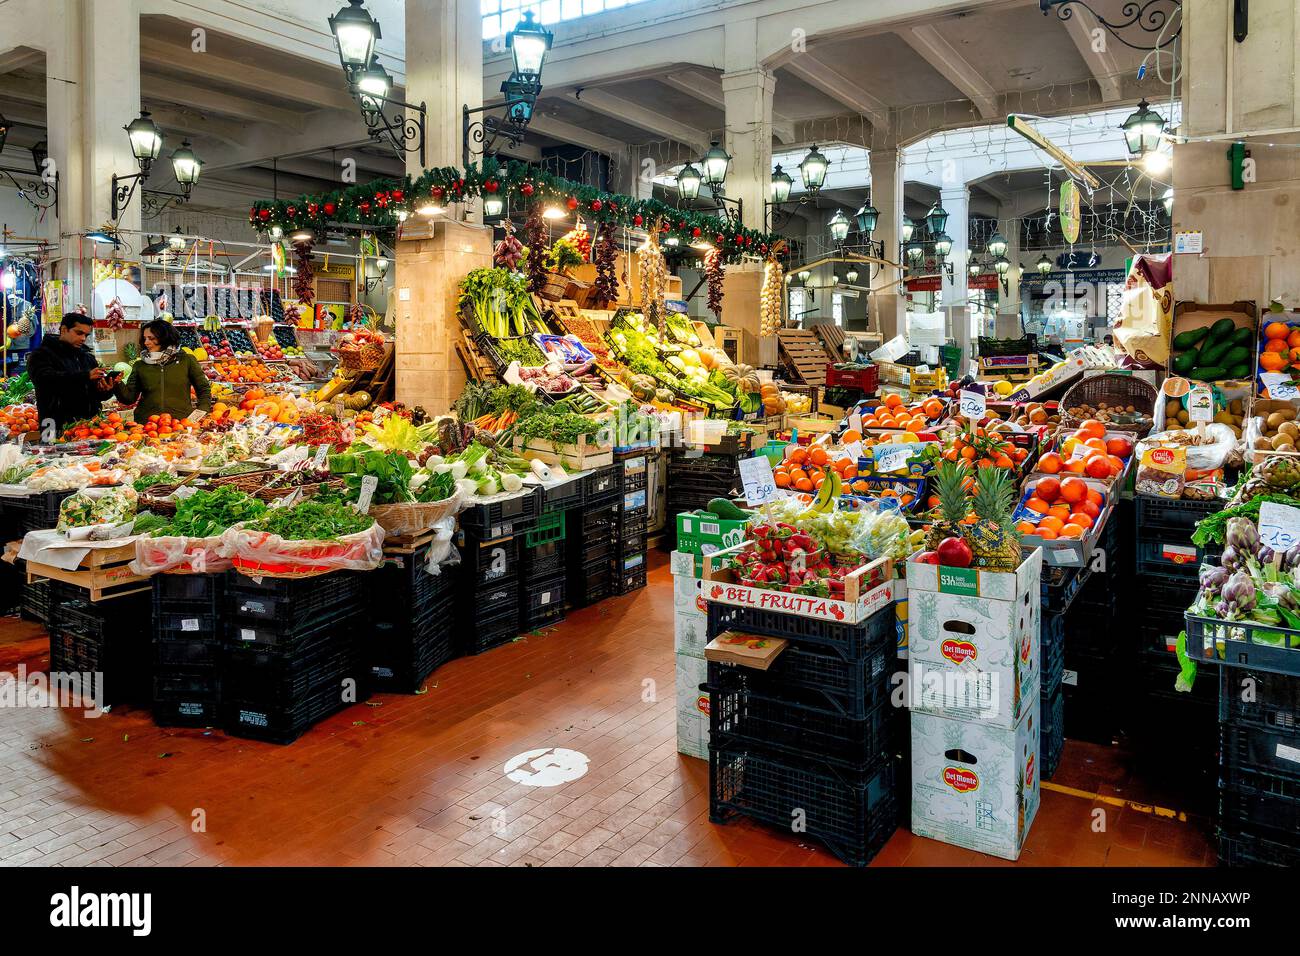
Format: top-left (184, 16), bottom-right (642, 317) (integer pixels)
top-left (471, 409), bottom-right (518, 432)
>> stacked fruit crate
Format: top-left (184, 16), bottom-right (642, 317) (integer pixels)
top-left (456, 487), bottom-right (540, 654)
top-left (566, 464), bottom-right (619, 608)
top-left (152, 573), bottom-right (226, 726)
top-left (705, 601), bottom-right (903, 867)
top-left (519, 510), bottom-right (567, 630)
top-left (664, 449), bottom-right (743, 551)
top-left (48, 588), bottom-right (150, 709)
top-left (612, 449), bottom-right (653, 594)
top-left (370, 543), bottom-right (459, 692)
top-left (1217, 667), bottom-right (1300, 865)
top-left (221, 572), bottom-right (369, 743)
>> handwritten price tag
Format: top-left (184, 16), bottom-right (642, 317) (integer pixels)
top-left (841, 440), bottom-right (864, 462)
top-left (958, 388), bottom-right (987, 421)
top-left (872, 443), bottom-right (912, 473)
top-left (739, 455), bottom-right (779, 506)
top-left (186, 409), bottom-right (207, 424)
top-left (313, 444), bottom-right (330, 468)
top-left (1262, 373), bottom-right (1299, 401)
top-left (1259, 501), bottom-right (1300, 552)
top-left (848, 411), bottom-right (864, 433)
top-left (354, 474), bottom-right (378, 514)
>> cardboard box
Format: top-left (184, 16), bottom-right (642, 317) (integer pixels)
top-left (910, 702), bottom-right (1041, 861)
top-left (906, 549), bottom-right (1043, 728)
top-left (704, 631), bottom-right (789, 670)
top-left (676, 652), bottom-right (710, 760)
top-left (670, 549), bottom-right (706, 579)
top-left (676, 511), bottom-right (749, 556)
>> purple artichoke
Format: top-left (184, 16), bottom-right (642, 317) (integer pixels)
top-left (1223, 570), bottom-right (1257, 612)
top-left (1225, 517), bottom-right (1259, 554)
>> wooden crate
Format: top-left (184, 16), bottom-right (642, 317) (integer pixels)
top-left (456, 329), bottom-right (498, 384)
top-left (778, 330), bottom-right (829, 386)
top-left (812, 323), bottom-right (846, 361)
top-left (25, 542), bottom-right (148, 602)
top-left (513, 435), bottom-right (614, 470)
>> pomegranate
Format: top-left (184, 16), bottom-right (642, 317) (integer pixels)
top-left (936, 536), bottom-right (973, 568)
top-left (915, 551), bottom-right (940, 565)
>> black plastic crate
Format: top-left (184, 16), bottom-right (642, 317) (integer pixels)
top-left (520, 575), bottom-right (564, 617)
top-left (153, 670), bottom-right (221, 701)
top-left (1061, 649), bottom-right (1118, 745)
top-left (668, 449), bottom-right (744, 480)
top-left (1136, 492), bottom-right (1225, 537)
top-left (713, 641), bottom-right (895, 720)
top-left (1040, 564), bottom-right (1088, 615)
top-left (458, 486), bottom-right (541, 536)
top-left (457, 531), bottom-right (519, 588)
top-left (223, 686), bottom-right (354, 745)
top-left (1041, 610), bottom-right (1065, 699)
top-left (153, 697), bottom-right (221, 728)
top-left (48, 628), bottom-right (148, 707)
top-left (615, 532), bottom-right (646, 561)
top-left (368, 604), bottom-right (457, 694)
top-left (576, 502), bottom-right (618, 538)
top-left (154, 636), bottom-right (223, 669)
top-left (567, 558), bottom-right (612, 608)
top-left (1218, 770), bottom-right (1300, 844)
top-left (581, 465), bottom-right (620, 506)
top-left (1216, 827), bottom-right (1300, 867)
top-left (0, 560), bottom-right (23, 616)
top-left (226, 571), bottom-right (364, 629)
top-left (1042, 686), bottom-right (1064, 780)
top-left (153, 572), bottom-right (226, 611)
top-left (471, 578), bottom-right (519, 609)
top-left (1220, 668), bottom-right (1300, 734)
top-left (521, 603), bottom-right (566, 632)
top-left (707, 601), bottom-right (894, 662)
top-left (18, 579), bottom-right (49, 624)
top-left (10, 489), bottom-right (76, 534)
top-left (568, 536), bottom-right (612, 566)
top-left (373, 548), bottom-right (458, 623)
top-left (461, 605), bottom-right (520, 656)
top-left (154, 609), bottom-right (220, 638)
top-left (614, 563), bottom-right (647, 595)
top-left (1185, 611), bottom-right (1300, 677)
top-left (522, 537), bottom-right (566, 579)
top-left (1221, 722), bottom-right (1300, 783)
top-left (540, 476), bottom-right (583, 513)
top-left (224, 633), bottom-right (366, 704)
top-left (708, 667), bottom-right (897, 769)
top-left (709, 739), bottom-right (896, 867)
top-left (227, 604), bottom-right (364, 651)
top-left (1136, 537), bottom-right (1221, 579)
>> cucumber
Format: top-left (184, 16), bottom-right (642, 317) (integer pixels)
top-left (707, 497), bottom-right (749, 520)
top-left (1208, 317), bottom-right (1237, 343)
top-left (1190, 366), bottom-right (1226, 381)
top-left (1224, 363), bottom-right (1251, 380)
top-left (1231, 326), bottom-right (1255, 345)
top-left (1223, 345), bottom-right (1252, 366)
top-left (1199, 339), bottom-right (1231, 367)
top-left (1172, 351), bottom-right (1198, 374)
top-left (1172, 328), bottom-right (1208, 351)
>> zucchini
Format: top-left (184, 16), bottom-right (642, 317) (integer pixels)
top-left (1199, 340), bottom-right (1231, 367)
top-left (1172, 328), bottom-right (1208, 351)
top-left (1172, 350), bottom-right (1198, 374)
top-left (1224, 363), bottom-right (1252, 381)
top-left (1231, 326), bottom-right (1255, 345)
top-left (1223, 345), bottom-right (1252, 366)
top-left (1190, 366), bottom-right (1226, 381)
top-left (707, 497), bottom-right (749, 520)
top-left (1208, 317), bottom-right (1237, 342)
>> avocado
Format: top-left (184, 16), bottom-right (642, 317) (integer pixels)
top-left (1172, 351), bottom-right (1197, 374)
top-left (1208, 317), bottom-right (1237, 342)
top-left (707, 497), bottom-right (749, 520)
top-left (1223, 346), bottom-right (1252, 366)
top-left (1200, 339), bottom-right (1232, 367)
top-left (1224, 363), bottom-right (1251, 381)
top-left (1172, 328), bottom-right (1209, 351)
top-left (1231, 326), bottom-right (1255, 345)
top-left (1190, 366), bottom-right (1226, 381)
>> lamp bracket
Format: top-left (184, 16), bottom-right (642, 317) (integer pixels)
top-left (462, 103), bottom-right (531, 169)
top-left (357, 92), bottom-right (426, 167)
top-left (0, 165), bottom-right (58, 217)
top-left (1039, 0), bottom-right (1181, 51)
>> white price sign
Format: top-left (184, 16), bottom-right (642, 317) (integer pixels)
top-left (1259, 501), bottom-right (1300, 553)
top-left (872, 443), bottom-right (912, 474)
top-left (354, 474), bottom-right (379, 514)
top-left (848, 411), bottom-right (864, 433)
top-left (841, 440), bottom-right (864, 462)
top-left (186, 409), bottom-right (207, 423)
top-left (1188, 386), bottom-right (1214, 423)
top-left (958, 388), bottom-right (987, 421)
top-left (313, 444), bottom-right (330, 468)
top-left (1262, 372), bottom-right (1299, 401)
top-left (738, 455), bottom-right (779, 506)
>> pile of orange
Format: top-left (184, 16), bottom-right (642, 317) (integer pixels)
top-left (941, 427), bottom-right (1029, 470)
top-left (210, 359), bottom-right (284, 384)
top-left (1017, 476), bottom-right (1106, 540)
top-left (774, 443), bottom-right (858, 492)
top-left (64, 411), bottom-right (145, 443)
top-left (1260, 322), bottom-right (1300, 372)
top-left (0, 404), bottom-right (39, 437)
top-left (1037, 419), bottom-right (1132, 481)
top-left (858, 394), bottom-right (947, 432)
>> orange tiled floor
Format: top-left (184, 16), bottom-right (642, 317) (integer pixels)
top-left (0, 553), bottom-right (1213, 867)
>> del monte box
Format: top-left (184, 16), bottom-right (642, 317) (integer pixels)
top-left (906, 548), bottom-right (1042, 729)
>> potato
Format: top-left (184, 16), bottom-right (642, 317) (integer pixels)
top-left (1271, 433), bottom-right (1294, 450)
top-left (1165, 399), bottom-right (1181, 418)
top-left (1230, 399), bottom-right (1244, 415)
top-left (1281, 421), bottom-right (1300, 439)
top-left (1255, 436), bottom-right (1275, 450)
top-left (1177, 410), bottom-right (1190, 425)
top-left (1268, 412), bottom-right (1288, 430)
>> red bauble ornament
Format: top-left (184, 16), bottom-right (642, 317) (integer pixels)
top-left (678, 220), bottom-right (687, 229)
top-left (716, 235), bottom-right (725, 246)
top-left (692, 227), bottom-right (702, 238)
top-left (633, 214), bottom-right (643, 226)
top-left (286, 206), bottom-right (296, 218)
top-left (484, 180), bottom-right (499, 193)
top-left (358, 201), bottom-right (371, 213)
top-left (375, 191), bottom-right (389, 207)
top-left (431, 186), bottom-right (445, 201)
top-left (323, 202), bottom-right (337, 216)
top-left (591, 199), bottom-right (602, 211)
top-left (521, 182), bottom-right (535, 197)
top-left (307, 202), bottom-right (320, 217)
top-left (391, 190), bottom-right (404, 203)
top-left (566, 196), bottom-right (578, 210)
top-left (257, 208), bottom-right (271, 221)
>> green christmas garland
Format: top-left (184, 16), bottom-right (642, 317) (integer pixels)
top-left (248, 156), bottom-right (784, 265)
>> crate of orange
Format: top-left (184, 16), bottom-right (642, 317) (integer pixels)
top-left (0, 403), bottom-right (40, 441)
top-left (772, 443), bottom-right (860, 495)
top-left (1037, 418), bottom-right (1134, 487)
top-left (1012, 473), bottom-right (1115, 568)
top-left (853, 393), bottom-right (948, 435)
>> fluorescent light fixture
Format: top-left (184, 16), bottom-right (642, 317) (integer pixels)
top-left (417, 203), bottom-right (443, 217)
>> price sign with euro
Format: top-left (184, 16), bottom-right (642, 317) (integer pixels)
top-left (1259, 502), bottom-right (1300, 553)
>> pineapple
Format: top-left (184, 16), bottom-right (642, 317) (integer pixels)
top-left (924, 461), bottom-right (970, 552)
top-left (967, 466), bottom-right (1022, 571)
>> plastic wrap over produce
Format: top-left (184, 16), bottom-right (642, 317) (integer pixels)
top-left (423, 516), bottom-right (459, 575)
top-left (219, 521), bottom-right (386, 578)
top-left (132, 535), bottom-right (233, 576)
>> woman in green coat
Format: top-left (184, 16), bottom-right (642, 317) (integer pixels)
top-left (114, 320), bottom-right (212, 420)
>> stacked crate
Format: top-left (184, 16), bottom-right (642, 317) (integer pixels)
top-left (221, 572), bottom-right (369, 744)
top-left (1129, 493), bottom-right (1223, 785)
top-left (151, 573), bottom-right (226, 726)
top-left (519, 511), bottom-right (567, 631)
top-left (566, 465), bottom-right (619, 608)
top-left (612, 449), bottom-right (652, 594)
top-left (664, 449), bottom-right (743, 551)
top-left (671, 550), bottom-right (710, 760)
top-left (48, 587), bottom-right (150, 709)
top-left (1217, 667), bottom-right (1300, 866)
top-left (705, 601), bottom-right (903, 867)
top-left (369, 543), bottom-right (459, 692)
top-left (457, 487), bottom-right (539, 654)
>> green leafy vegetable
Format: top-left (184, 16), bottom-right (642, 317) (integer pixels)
top-left (1193, 493), bottom-right (1300, 546)
top-left (154, 486), bottom-right (267, 538)
top-left (247, 500), bottom-right (373, 540)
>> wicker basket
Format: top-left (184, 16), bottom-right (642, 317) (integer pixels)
top-left (539, 271), bottom-right (571, 301)
top-left (368, 490), bottom-right (464, 538)
top-left (254, 478), bottom-right (345, 502)
top-left (338, 341), bottom-right (386, 371)
top-left (1059, 373), bottom-right (1157, 436)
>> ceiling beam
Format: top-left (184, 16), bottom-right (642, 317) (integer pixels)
top-left (526, 113), bottom-right (628, 159)
top-left (902, 24), bottom-right (1001, 120)
top-left (1058, 7), bottom-right (1124, 103)
top-left (563, 89), bottom-right (712, 155)
top-left (139, 36), bottom-right (355, 111)
top-left (141, 73), bottom-right (308, 129)
top-left (659, 71), bottom-right (797, 144)
top-left (0, 48), bottom-right (43, 75)
top-left (781, 56), bottom-right (890, 132)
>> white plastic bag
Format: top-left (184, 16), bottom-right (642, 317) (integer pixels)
top-left (219, 520), bottom-right (385, 577)
top-left (131, 534), bottom-right (232, 576)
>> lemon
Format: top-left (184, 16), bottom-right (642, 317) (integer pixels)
top-left (994, 380), bottom-right (1014, 396)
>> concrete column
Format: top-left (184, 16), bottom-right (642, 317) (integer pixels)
top-left (42, 0), bottom-right (83, 254)
top-left (720, 69), bottom-right (775, 233)
top-left (994, 206), bottom-right (1022, 337)
top-left (868, 147), bottom-right (904, 339)
top-left (939, 184), bottom-right (970, 372)
top-left (406, 0), bottom-right (482, 210)
top-left (82, 0), bottom-right (141, 236)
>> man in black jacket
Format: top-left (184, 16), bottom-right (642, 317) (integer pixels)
top-left (27, 313), bottom-right (116, 437)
